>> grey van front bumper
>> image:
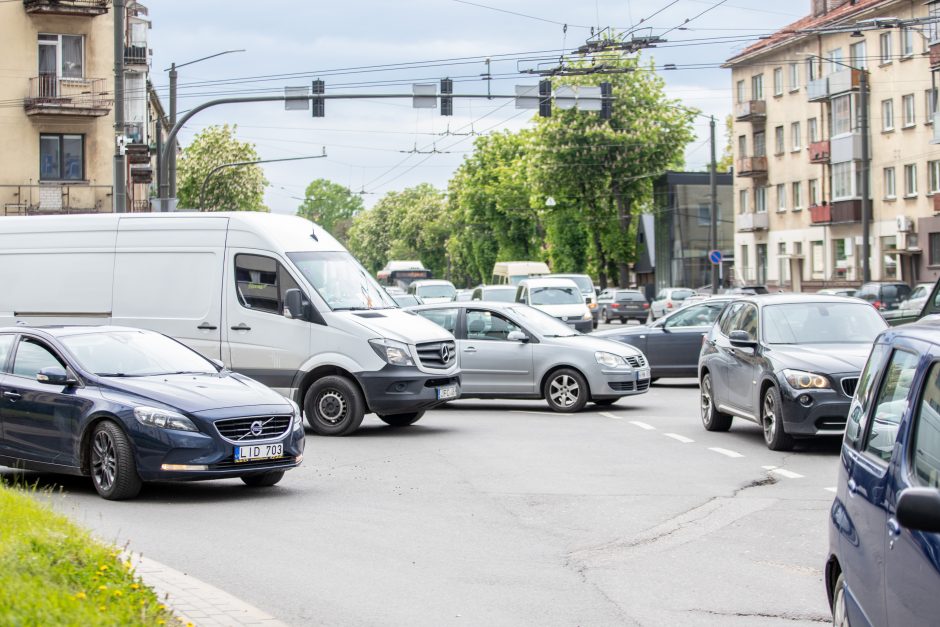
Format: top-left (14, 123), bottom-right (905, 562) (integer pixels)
top-left (355, 366), bottom-right (460, 415)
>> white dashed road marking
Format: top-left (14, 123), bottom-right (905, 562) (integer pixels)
top-left (600, 412), bottom-right (623, 420)
top-left (629, 421), bottom-right (656, 430)
top-left (510, 410), bottom-right (559, 416)
top-left (663, 433), bottom-right (695, 443)
top-left (824, 487), bottom-right (837, 493)
top-left (708, 447), bottom-right (744, 458)
top-left (762, 465), bottom-right (805, 479)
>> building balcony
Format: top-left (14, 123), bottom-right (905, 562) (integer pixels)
top-left (23, 0), bottom-right (108, 16)
top-left (930, 41), bottom-right (940, 68)
top-left (810, 200), bottom-right (864, 225)
top-left (933, 112), bottom-right (940, 143)
top-left (830, 133), bottom-right (865, 163)
top-left (129, 164), bottom-right (152, 184)
top-left (737, 212), bottom-right (769, 232)
top-left (829, 68), bottom-right (862, 97)
top-left (735, 156), bottom-right (768, 177)
top-left (809, 203), bottom-right (831, 224)
top-left (734, 100), bottom-right (766, 123)
top-left (934, 193), bottom-right (940, 214)
top-left (808, 140), bottom-right (830, 164)
top-left (124, 45), bottom-right (148, 67)
top-left (807, 77), bottom-right (829, 102)
top-left (0, 183), bottom-right (111, 215)
top-left (24, 76), bottom-right (111, 117)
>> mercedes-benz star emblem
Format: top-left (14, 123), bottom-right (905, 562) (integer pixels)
top-left (440, 344), bottom-right (451, 363)
top-left (249, 420), bottom-right (263, 436)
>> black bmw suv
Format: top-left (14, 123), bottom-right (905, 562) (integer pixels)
top-left (698, 294), bottom-right (887, 450)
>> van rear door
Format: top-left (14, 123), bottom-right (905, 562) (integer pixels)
top-left (112, 217), bottom-right (227, 359)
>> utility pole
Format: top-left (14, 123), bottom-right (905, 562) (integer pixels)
top-left (710, 115), bottom-right (719, 295)
top-left (859, 70), bottom-right (871, 283)
top-left (112, 0), bottom-right (126, 213)
top-left (168, 62), bottom-right (177, 199)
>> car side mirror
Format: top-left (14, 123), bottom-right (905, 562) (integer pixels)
top-left (897, 487), bottom-right (940, 533)
top-left (37, 366), bottom-right (75, 386)
top-left (210, 358), bottom-right (225, 371)
top-left (729, 330), bottom-right (757, 348)
top-left (284, 288), bottom-right (309, 321)
top-left (507, 330), bottom-right (529, 343)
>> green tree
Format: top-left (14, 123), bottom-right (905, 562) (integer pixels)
top-left (296, 178), bottom-right (363, 244)
top-left (177, 124), bottom-right (268, 212)
top-left (717, 114), bottom-right (734, 173)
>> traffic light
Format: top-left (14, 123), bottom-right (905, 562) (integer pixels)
top-left (538, 79), bottom-right (551, 118)
top-left (441, 78), bottom-right (453, 116)
top-left (312, 79), bottom-right (325, 118)
top-left (600, 82), bottom-right (612, 120)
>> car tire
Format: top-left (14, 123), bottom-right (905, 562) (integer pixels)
top-left (304, 376), bottom-right (365, 436)
top-left (620, 317), bottom-right (627, 324)
top-left (762, 385), bottom-right (795, 451)
top-left (544, 368), bottom-right (589, 413)
top-left (378, 411), bottom-right (425, 427)
top-left (831, 572), bottom-right (849, 627)
top-left (592, 319), bottom-right (598, 330)
top-left (593, 399), bottom-right (618, 406)
top-left (603, 308), bottom-right (610, 324)
top-left (89, 421), bottom-right (142, 501)
top-left (700, 373), bottom-right (733, 432)
top-left (241, 471), bottom-right (285, 487)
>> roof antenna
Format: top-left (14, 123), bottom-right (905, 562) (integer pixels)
top-left (310, 225), bottom-right (318, 241)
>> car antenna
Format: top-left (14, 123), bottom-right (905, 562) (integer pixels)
top-left (310, 225), bottom-right (318, 241)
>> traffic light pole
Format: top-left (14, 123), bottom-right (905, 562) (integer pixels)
top-left (709, 115), bottom-right (719, 295)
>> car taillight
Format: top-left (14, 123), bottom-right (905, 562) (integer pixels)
top-left (643, 302), bottom-right (649, 309)
top-left (611, 303), bottom-right (619, 308)
top-left (873, 300), bottom-right (883, 310)
top-left (667, 302), bottom-right (674, 308)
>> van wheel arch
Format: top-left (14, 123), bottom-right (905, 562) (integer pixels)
top-left (296, 366), bottom-right (370, 413)
top-left (79, 413), bottom-right (131, 476)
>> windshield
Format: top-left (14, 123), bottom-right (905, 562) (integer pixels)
top-left (288, 251), bottom-right (395, 311)
top-left (554, 276), bottom-right (593, 294)
top-left (61, 331), bottom-right (217, 377)
top-left (484, 287), bottom-right (517, 302)
top-left (416, 284), bottom-right (456, 299)
top-left (530, 286), bottom-right (582, 305)
top-left (763, 302), bottom-right (887, 344)
top-left (508, 305), bottom-right (578, 337)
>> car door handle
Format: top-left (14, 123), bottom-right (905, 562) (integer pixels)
top-left (847, 478), bottom-right (858, 494)
top-left (3, 391), bottom-right (21, 401)
top-left (464, 346), bottom-right (477, 353)
top-left (197, 322), bottom-right (218, 330)
top-left (230, 323), bottom-right (251, 331)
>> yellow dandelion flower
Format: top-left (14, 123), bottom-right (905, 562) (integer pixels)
top-left (113, 590), bottom-right (123, 597)
top-left (99, 565), bottom-right (109, 572)
top-left (130, 583), bottom-right (140, 590)
top-left (98, 585), bottom-right (107, 592)
top-left (98, 605), bottom-right (107, 612)
top-left (74, 592), bottom-right (86, 600)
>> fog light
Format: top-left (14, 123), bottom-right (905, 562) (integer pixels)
top-left (295, 454), bottom-right (304, 464)
top-left (394, 382), bottom-right (407, 392)
top-left (161, 464), bottom-right (208, 471)
top-left (799, 394), bottom-right (813, 407)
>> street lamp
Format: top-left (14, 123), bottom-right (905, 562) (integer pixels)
top-left (198, 150), bottom-right (327, 210)
top-left (160, 49), bottom-right (246, 203)
top-left (799, 51), bottom-right (872, 283)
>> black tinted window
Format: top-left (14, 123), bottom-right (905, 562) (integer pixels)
top-left (732, 304), bottom-right (759, 340)
top-left (846, 343), bottom-right (890, 448)
top-left (12, 339), bottom-right (64, 379)
top-left (718, 303), bottom-right (742, 336)
top-left (617, 291), bottom-right (645, 301)
top-left (864, 349), bottom-right (920, 462)
top-left (913, 362), bottom-right (940, 488)
top-left (235, 254), bottom-right (302, 317)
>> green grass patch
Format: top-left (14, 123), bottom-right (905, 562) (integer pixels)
top-left (0, 482), bottom-right (180, 626)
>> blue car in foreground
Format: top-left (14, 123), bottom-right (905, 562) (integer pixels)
top-left (0, 326), bottom-right (305, 500)
top-left (827, 321), bottom-right (940, 625)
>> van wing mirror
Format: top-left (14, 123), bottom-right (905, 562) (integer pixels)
top-left (284, 288), bottom-right (308, 321)
top-left (37, 366), bottom-right (75, 386)
top-left (897, 487), bottom-right (940, 533)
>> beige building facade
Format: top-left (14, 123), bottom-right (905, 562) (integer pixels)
top-left (0, 0), bottom-right (156, 216)
top-left (725, 0), bottom-right (940, 290)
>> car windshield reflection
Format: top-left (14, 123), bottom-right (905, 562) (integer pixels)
top-left (60, 330), bottom-right (218, 377)
top-left (508, 306), bottom-right (578, 337)
top-left (763, 302), bottom-right (887, 344)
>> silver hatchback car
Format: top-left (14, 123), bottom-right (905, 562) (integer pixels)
top-left (410, 302), bottom-right (651, 412)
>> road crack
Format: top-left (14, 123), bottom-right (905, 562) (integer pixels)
top-left (690, 608), bottom-right (830, 623)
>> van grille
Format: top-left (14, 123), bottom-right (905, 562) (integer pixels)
top-left (214, 416), bottom-right (291, 442)
top-left (841, 378), bottom-right (859, 398)
top-left (416, 340), bottom-right (457, 369)
top-left (626, 355), bottom-right (647, 368)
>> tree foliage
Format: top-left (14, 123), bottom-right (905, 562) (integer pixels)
top-left (717, 114), bottom-right (734, 173)
top-left (177, 124), bottom-right (268, 212)
top-left (296, 179), bottom-right (363, 245)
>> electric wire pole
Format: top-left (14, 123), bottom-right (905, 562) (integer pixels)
top-left (113, 0), bottom-right (126, 213)
top-left (710, 115), bottom-right (719, 295)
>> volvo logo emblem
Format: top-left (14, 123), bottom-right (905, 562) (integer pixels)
top-left (249, 420), bottom-right (263, 436)
top-left (440, 344), bottom-right (451, 363)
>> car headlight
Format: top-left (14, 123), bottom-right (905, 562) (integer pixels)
top-left (595, 351), bottom-right (628, 368)
top-left (369, 338), bottom-right (415, 366)
top-left (134, 406), bottom-right (198, 432)
top-left (289, 399), bottom-right (304, 430)
top-left (783, 369), bottom-right (831, 390)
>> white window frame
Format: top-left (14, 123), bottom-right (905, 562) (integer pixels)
top-left (774, 125), bottom-right (785, 155)
top-left (755, 186), bottom-right (767, 213)
top-left (884, 167), bottom-right (897, 199)
top-left (905, 163), bottom-right (918, 197)
top-left (739, 188), bottom-right (750, 214)
top-left (850, 40), bottom-right (868, 70)
top-left (880, 32), bottom-right (893, 64)
top-left (808, 117), bottom-right (819, 143)
top-left (929, 160), bottom-right (940, 194)
top-left (792, 181), bottom-right (803, 211)
top-left (776, 183), bottom-right (786, 212)
top-left (773, 67), bottom-right (783, 96)
top-left (882, 99), bottom-right (895, 131)
top-left (791, 121), bottom-right (802, 152)
top-left (832, 162), bottom-right (855, 200)
top-left (751, 74), bottom-right (764, 100)
top-left (809, 178), bottom-right (820, 206)
top-left (736, 80), bottom-right (745, 104)
top-left (788, 63), bottom-right (800, 92)
top-left (901, 27), bottom-right (915, 58)
top-left (903, 94), bottom-right (916, 128)
top-left (832, 94), bottom-right (854, 136)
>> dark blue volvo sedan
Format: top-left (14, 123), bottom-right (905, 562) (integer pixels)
top-left (0, 326), bottom-right (305, 500)
top-left (826, 321), bottom-right (940, 626)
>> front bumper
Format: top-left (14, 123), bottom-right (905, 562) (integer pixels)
top-left (355, 365), bottom-right (461, 415)
top-left (588, 368), bottom-right (652, 400)
top-left (777, 378), bottom-right (853, 436)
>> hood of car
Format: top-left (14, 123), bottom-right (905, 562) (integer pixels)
top-left (98, 372), bottom-right (290, 413)
top-left (594, 325), bottom-right (654, 339)
top-left (549, 334), bottom-right (643, 357)
top-left (769, 343), bottom-right (871, 375)
top-left (533, 303), bottom-right (589, 318)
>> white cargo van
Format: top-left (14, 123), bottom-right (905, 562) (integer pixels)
top-left (491, 261), bottom-right (550, 285)
top-left (0, 213), bottom-right (460, 436)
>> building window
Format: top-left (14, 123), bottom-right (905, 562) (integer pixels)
top-left (778, 242), bottom-right (789, 284)
top-left (884, 167), bottom-right (897, 199)
top-left (774, 126), bottom-right (785, 155)
top-left (850, 40), bottom-right (867, 70)
top-left (834, 238), bottom-right (848, 277)
top-left (738, 135), bottom-right (747, 157)
top-left (776, 183), bottom-right (786, 212)
top-left (791, 121), bottom-right (802, 151)
top-left (751, 74), bottom-right (764, 100)
top-left (39, 134), bottom-right (84, 181)
top-left (38, 34), bottom-right (85, 80)
top-left (697, 203), bottom-right (710, 226)
top-left (929, 160), bottom-right (940, 194)
top-left (905, 163), bottom-right (918, 197)
top-left (927, 89), bottom-right (938, 123)
top-left (832, 162), bottom-right (854, 200)
top-left (931, 2), bottom-right (940, 43)
top-left (736, 80), bottom-right (745, 103)
top-left (882, 99), bottom-right (895, 131)
top-left (806, 56), bottom-right (819, 81)
top-left (740, 245), bottom-right (749, 280)
top-left (756, 244), bottom-right (767, 284)
top-left (880, 32), bottom-right (893, 64)
top-left (882, 236), bottom-right (899, 279)
top-left (789, 63), bottom-right (800, 91)
top-left (826, 48), bottom-right (844, 74)
top-left (753, 131), bottom-right (766, 157)
top-left (901, 28), bottom-right (915, 58)
top-left (755, 186), bottom-right (767, 213)
top-left (792, 181), bottom-right (803, 210)
top-left (808, 117), bottom-right (819, 143)
top-left (930, 233), bottom-right (940, 266)
top-left (903, 94), bottom-right (916, 127)
top-left (773, 67), bottom-right (783, 96)
top-left (832, 94), bottom-right (854, 136)
top-left (739, 188), bottom-right (750, 214)
top-left (811, 241), bottom-right (825, 275)
top-left (809, 179), bottom-right (820, 206)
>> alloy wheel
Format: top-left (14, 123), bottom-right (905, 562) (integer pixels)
top-left (701, 377), bottom-right (713, 424)
top-left (762, 392), bottom-right (777, 443)
top-left (550, 375), bottom-right (580, 408)
top-left (91, 430), bottom-right (117, 491)
top-left (832, 577), bottom-right (849, 627)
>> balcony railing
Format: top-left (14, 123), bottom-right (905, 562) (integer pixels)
top-left (734, 100), bottom-right (766, 122)
top-left (830, 133), bottom-right (865, 163)
top-left (810, 200), bottom-right (864, 225)
top-left (24, 76), bottom-right (111, 117)
top-left (933, 112), bottom-right (940, 143)
top-left (809, 203), bottom-right (831, 224)
top-left (829, 68), bottom-right (861, 97)
top-left (0, 183), bottom-right (112, 215)
top-left (129, 199), bottom-right (152, 213)
top-left (124, 45), bottom-right (148, 66)
top-left (807, 77), bottom-right (829, 102)
top-left (23, 0), bottom-right (108, 16)
top-left (931, 41), bottom-right (940, 68)
top-left (808, 140), bottom-right (830, 164)
top-left (737, 212), bottom-right (769, 232)
top-left (735, 156), bottom-right (768, 177)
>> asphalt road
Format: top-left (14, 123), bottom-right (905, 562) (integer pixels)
top-left (5, 378), bottom-right (840, 627)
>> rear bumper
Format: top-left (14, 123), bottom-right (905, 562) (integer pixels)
top-left (355, 365), bottom-right (461, 415)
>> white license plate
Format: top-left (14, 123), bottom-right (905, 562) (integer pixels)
top-left (437, 384), bottom-right (458, 400)
top-left (235, 443), bottom-right (283, 463)
top-left (637, 368), bottom-right (651, 381)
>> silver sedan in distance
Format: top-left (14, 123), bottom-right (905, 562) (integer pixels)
top-left (410, 302), bottom-right (651, 412)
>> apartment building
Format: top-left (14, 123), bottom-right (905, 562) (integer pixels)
top-left (725, 0), bottom-right (940, 290)
top-left (0, 0), bottom-right (157, 215)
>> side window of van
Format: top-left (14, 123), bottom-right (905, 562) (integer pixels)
top-left (863, 349), bottom-right (920, 462)
top-left (235, 254), bottom-right (300, 317)
top-left (913, 362), bottom-right (940, 488)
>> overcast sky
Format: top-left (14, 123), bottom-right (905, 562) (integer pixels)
top-left (148, 0), bottom-right (803, 213)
